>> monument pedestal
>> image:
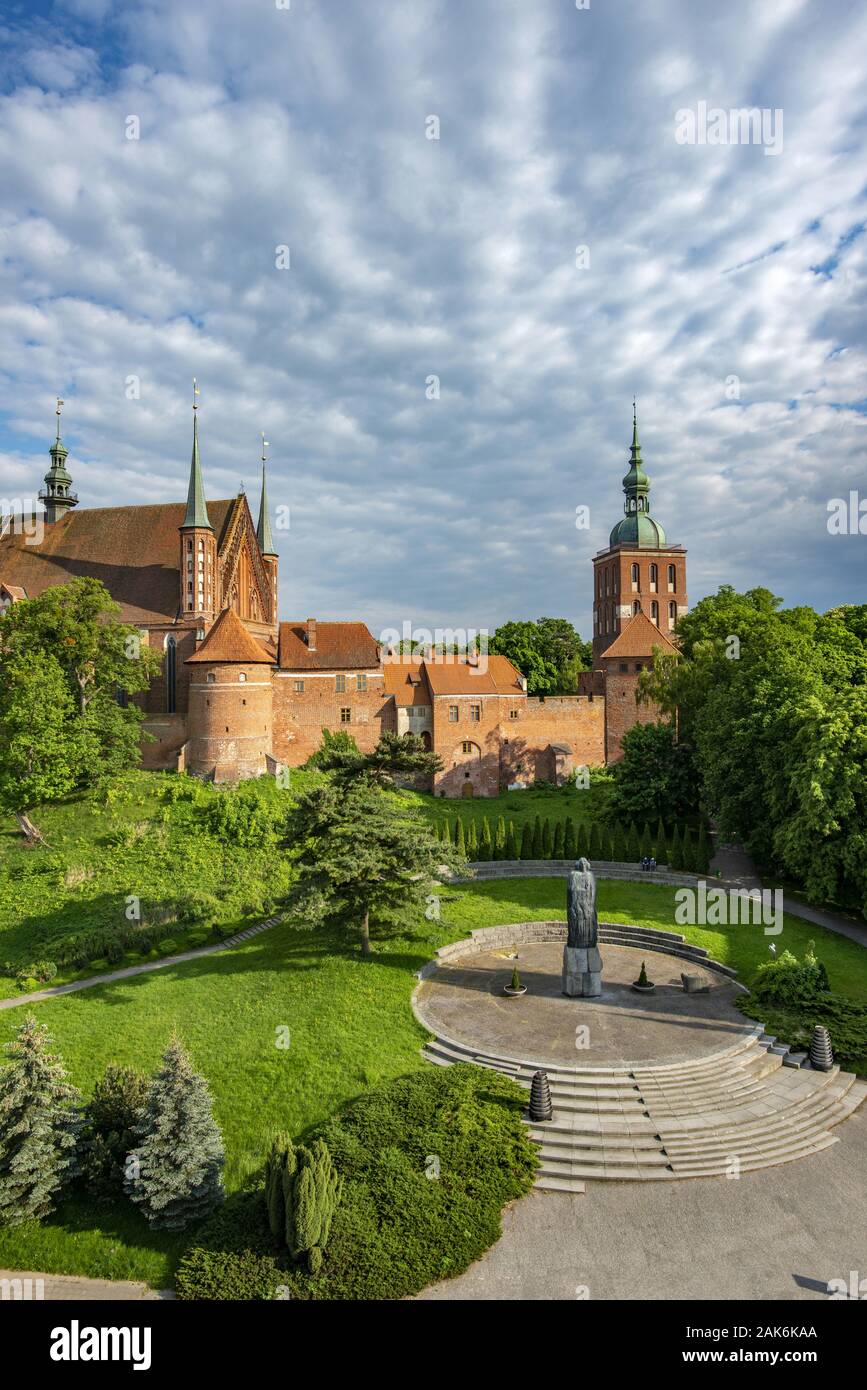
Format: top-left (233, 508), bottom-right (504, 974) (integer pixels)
top-left (562, 945), bottom-right (603, 998)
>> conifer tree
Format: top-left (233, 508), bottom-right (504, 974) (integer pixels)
top-left (495, 816), bottom-right (506, 860)
top-left (286, 1139), bottom-right (343, 1275)
top-left (542, 818), bottom-right (553, 858)
top-left (264, 1132), bottom-right (296, 1239)
top-left (0, 1014), bottom-right (81, 1227)
top-left (639, 822), bottom-right (654, 860)
top-left (505, 821), bottom-right (519, 859)
top-left (125, 1036), bottom-right (225, 1231)
top-left (668, 825), bottom-right (683, 871)
top-left (552, 820), bottom-right (565, 859)
top-left (681, 826), bottom-right (696, 873)
top-left (588, 823), bottom-right (602, 860)
top-left (466, 820), bottom-right (479, 859)
top-left (575, 821), bottom-right (591, 859)
top-left (601, 825), bottom-right (616, 861)
top-left (654, 817), bottom-right (668, 862)
top-left (520, 823), bottom-right (533, 859)
top-left (479, 818), bottom-right (493, 862)
top-left (531, 815), bottom-right (543, 858)
top-left (455, 818), bottom-right (466, 857)
top-left (563, 818), bottom-right (577, 861)
top-left (626, 822), bottom-right (641, 862)
top-left (611, 822), bottom-right (628, 861)
top-left (696, 822), bottom-right (710, 875)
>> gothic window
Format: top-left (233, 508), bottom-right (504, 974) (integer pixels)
top-left (668, 564), bottom-right (676, 591)
top-left (164, 634), bottom-right (177, 714)
top-left (668, 600), bottom-right (677, 631)
top-left (631, 563), bottom-right (639, 590)
top-left (632, 600), bottom-right (640, 615)
top-left (650, 563), bottom-right (658, 591)
top-left (651, 600), bottom-right (659, 624)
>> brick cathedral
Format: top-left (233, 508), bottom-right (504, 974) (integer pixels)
top-left (0, 401), bottom-right (686, 795)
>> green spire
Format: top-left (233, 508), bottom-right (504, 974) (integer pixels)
top-left (39, 397), bottom-right (77, 522)
top-left (181, 381), bottom-right (212, 531)
top-left (256, 432), bottom-right (277, 557)
top-left (609, 401), bottom-right (666, 549)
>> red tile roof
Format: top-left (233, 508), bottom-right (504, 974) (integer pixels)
top-left (0, 500), bottom-right (237, 625)
top-left (278, 621), bottom-right (380, 671)
top-left (382, 651), bottom-right (524, 698)
top-left (601, 611), bottom-right (678, 659)
top-left (186, 607), bottom-right (274, 664)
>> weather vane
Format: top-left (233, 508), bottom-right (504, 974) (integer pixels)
top-left (192, 378), bottom-right (200, 412)
top-left (55, 397), bottom-right (64, 439)
top-left (261, 432), bottom-right (269, 465)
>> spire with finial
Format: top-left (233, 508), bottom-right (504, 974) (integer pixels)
top-left (181, 377), bottom-right (212, 530)
top-left (256, 431), bottom-right (277, 557)
top-left (39, 396), bottom-right (78, 523)
top-left (608, 401), bottom-right (666, 548)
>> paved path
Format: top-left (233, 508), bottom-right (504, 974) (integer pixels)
top-left (0, 916), bottom-right (282, 1012)
top-left (711, 839), bottom-right (867, 949)
top-left (0, 1270), bottom-right (173, 1301)
top-left (418, 1104), bottom-right (867, 1300)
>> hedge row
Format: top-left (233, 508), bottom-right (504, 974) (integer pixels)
top-left (439, 815), bottom-right (712, 875)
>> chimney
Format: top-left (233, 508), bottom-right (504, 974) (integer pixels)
top-left (306, 618), bottom-right (317, 652)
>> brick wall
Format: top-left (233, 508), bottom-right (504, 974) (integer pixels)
top-left (271, 672), bottom-right (394, 765)
top-left (602, 665), bottom-right (668, 763)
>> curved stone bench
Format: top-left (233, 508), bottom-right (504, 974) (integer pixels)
top-left (418, 920), bottom-right (739, 982)
top-left (457, 860), bottom-right (704, 888)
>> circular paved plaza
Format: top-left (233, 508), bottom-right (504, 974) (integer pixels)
top-left (416, 939), bottom-right (753, 1068)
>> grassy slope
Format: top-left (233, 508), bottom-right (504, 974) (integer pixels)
top-left (0, 774), bottom-right (612, 997)
top-left (1, 875), bottom-right (865, 1285)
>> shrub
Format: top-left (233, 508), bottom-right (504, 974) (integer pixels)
top-left (510, 966), bottom-right (521, 991)
top-left (175, 1193), bottom-right (286, 1301)
top-left (751, 944), bottom-right (830, 1008)
top-left (15, 960), bottom-right (57, 989)
top-left (505, 822), bottom-right (519, 860)
top-left (466, 821), bottom-right (479, 859)
top-left (454, 819), bottom-right (466, 856)
top-left (81, 1063), bottom-right (149, 1202)
top-left (519, 823), bottom-right (533, 860)
top-left (563, 819), bottom-right (577, 860)
top-left (541, 819), bottom-right (553, 859)
top-left (494, 816), bottom-right (506, 860)
top-left (552, 821), bottom-right (565, 859)
top-left (531, 816), bottom-right (543, 859)
top-left (286, 1139), bottom-right (343, 1274)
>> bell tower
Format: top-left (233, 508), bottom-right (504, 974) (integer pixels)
top-left (39, 398), bottom-right (78, 524)
top-left (178, 380), bottom-right (218, 623)
top-left (591, 405), bottom-right (688, 666)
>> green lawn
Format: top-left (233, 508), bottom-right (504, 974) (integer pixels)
top-left (403, 778), bottom-right (615, 834)
top-left (1, 874), bottom-right (865, 1287)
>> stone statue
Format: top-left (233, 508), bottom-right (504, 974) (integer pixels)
top-left (566, 856), bottom-right (598, 948)
top-left (562, 858), bottom-right (603, 997)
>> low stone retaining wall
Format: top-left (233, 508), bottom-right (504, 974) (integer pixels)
top-left (458, 860), bottom-right (703, 888)
top-left (418, 920), bottom-right (739, 983)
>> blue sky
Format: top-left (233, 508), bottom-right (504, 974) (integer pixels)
top-left (0, 0), bottom-right (865, 641)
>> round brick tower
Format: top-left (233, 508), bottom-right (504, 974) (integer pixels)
top-left (185, 607), bottom-right (274, 781)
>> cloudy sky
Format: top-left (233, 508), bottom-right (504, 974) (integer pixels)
top-left (0, 0), bottom-right (865, 642)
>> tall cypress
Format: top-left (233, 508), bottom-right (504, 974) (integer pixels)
top-left (479, 817), bottom-right (493, 862)
top-left (125, 1036), bottom-right (225, 1231)
top-left (0, 1014), bottom-right (81, 1227)
top-left (466, 820), bottom-right (479, 859)
top-left (626, 822), bottom-right (641, 862)
top-left (563, 818), bottom-right (577, 861)
top-left (531, 815), bottom-right (543, 859)
top-left (495, 816), bottom-right (506, 860)
top-left (455, 818), bottom-right (466, 857)
top-left (542, 818), bottom-right (553, 859)
top-left (654, 817), bottom-right (668, 862)
top-left (696, 823), bottom-right (710, 874)
top-left (668, 825), bottom-right (683, 871)
top-left (552, 821), bottom-right (565, 859)
top-left (520, 823), bottom-right (533, 859)
top-left (505, 821), bottom-right (519, 860)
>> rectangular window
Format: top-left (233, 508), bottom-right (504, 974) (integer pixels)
top-left (340, 707), bottom-right (351, 723)
top-left (356, 674), bottom-right (367, 692)
top-left (448, 704), bottom-right (459, 722)
top-left (469, 704), bottom-right (481, 722)
top-left (509, 708), bottom-right (519, 720)
top-left (335, 675), bottom-right (346, 692)
top-left (294, 680), bottom-right (305, 693)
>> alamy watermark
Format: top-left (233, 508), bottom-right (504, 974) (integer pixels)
top-left (675, 881), bottom-right (782, 935)
top-left (675, 102), bottom-right (783, 157)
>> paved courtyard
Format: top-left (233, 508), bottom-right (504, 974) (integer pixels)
top-left (419, 1103), bottom-right (867, 1300)
top-left (416, 940), bottom-right (750, 1067)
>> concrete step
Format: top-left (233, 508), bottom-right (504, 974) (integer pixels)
top-left (534, 1174), bottom-right (587, 1194)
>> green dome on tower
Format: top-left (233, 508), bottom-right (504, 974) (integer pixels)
top-left (609, 405), bottom-right (667, 548)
